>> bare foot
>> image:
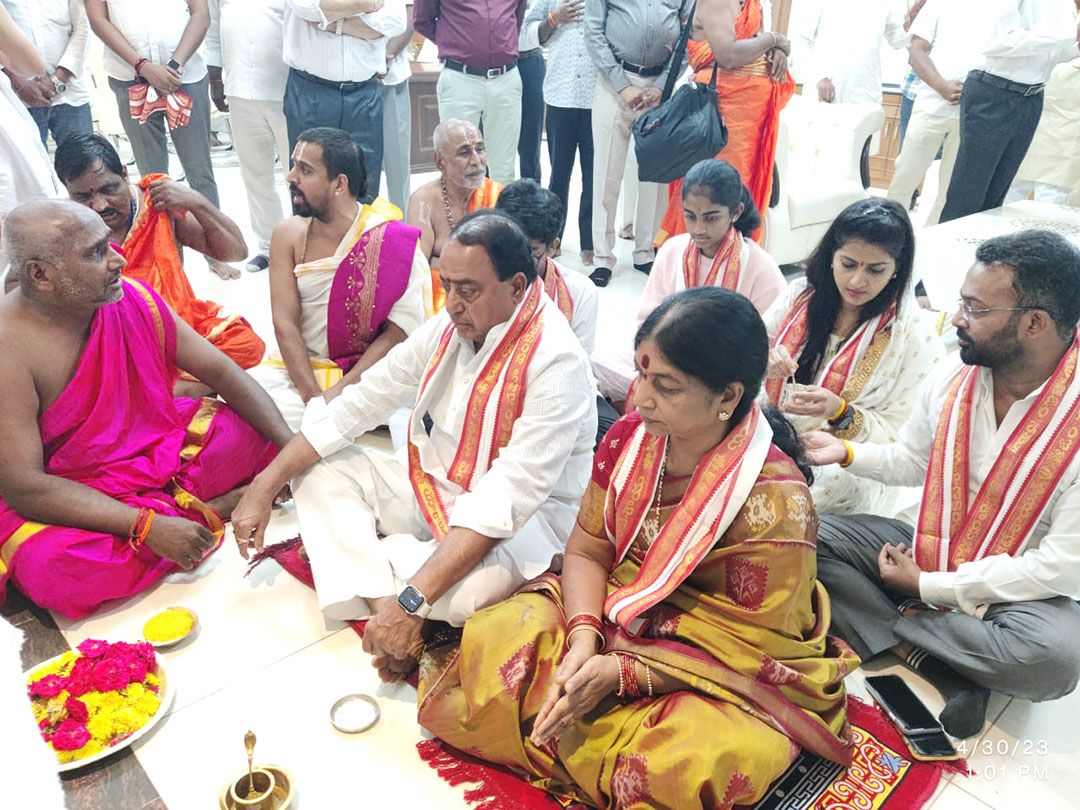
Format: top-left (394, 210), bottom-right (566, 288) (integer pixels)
top-left (208, 258), bottom-right (241, 280)
top-left (580, 249), bottom-right (594, 266)
top-left (173, 380), bottom-right (215, 398)
top-left (618, 224), bottom-right (634, 240)
top-left (208, 485), bottom-right (247, 520)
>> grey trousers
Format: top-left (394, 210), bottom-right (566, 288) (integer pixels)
top-left (380, 79), bottom-right (412, 212)
top-left (817, 513), bottom-right (1080, 702)
top-left (108, 75), bottom-right (219, 206)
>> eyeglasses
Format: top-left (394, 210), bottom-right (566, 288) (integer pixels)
top-left (956, 299), bottom-right (1056, 321)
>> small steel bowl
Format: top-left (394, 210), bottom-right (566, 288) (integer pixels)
top-left (329, 693), bottom-right (381, 733)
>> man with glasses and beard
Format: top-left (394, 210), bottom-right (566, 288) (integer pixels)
top-left (249, 127), bottom-right (428, 430)
top-left (803, 230), bottom-right (1080, 740)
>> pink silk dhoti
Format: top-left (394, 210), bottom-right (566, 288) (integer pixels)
top-left (0, 279), bottom-right (276, 619)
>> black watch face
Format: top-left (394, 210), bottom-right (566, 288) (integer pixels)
top-left (399, 587), bottom-right (424, 613)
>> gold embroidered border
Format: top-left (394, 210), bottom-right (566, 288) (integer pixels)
top-left (178, 397), bottom-right (220, 462)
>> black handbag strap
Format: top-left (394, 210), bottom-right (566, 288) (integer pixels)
top-left (660, 0), bottom-right (697, 104)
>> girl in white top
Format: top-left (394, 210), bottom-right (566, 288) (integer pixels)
top-left (764, 198), bottom-right (944, 516)
top-left (592, 159), bottom-right (787, 405)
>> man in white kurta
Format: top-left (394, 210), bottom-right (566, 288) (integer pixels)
top-left (807, 230), bottom-right (1080, 738)
top-left (789, 0), bottom-right (909, 104)
top-left (233, 211), bottom-right (597, 678)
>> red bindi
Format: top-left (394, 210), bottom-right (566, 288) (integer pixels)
top-left (642, 354), bottom-right (650, 369)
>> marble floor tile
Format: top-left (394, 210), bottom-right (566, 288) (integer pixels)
top-left (929, 783), bottom-right (998, 810)
top-left (59, 747), bottom-right (160, 810)
top-left (51, 506), bottom-right (347, 715)
top-left (133, 628), bottom-right (468, 810)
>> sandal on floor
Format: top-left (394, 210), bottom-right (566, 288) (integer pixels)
top-left (589, 267), bottom-right (613, 287)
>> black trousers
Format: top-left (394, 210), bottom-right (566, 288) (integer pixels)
top-left (939, 70), bottom-right (1044, 223)
top-left (517, 49), bottom-right (546, 183)
top-left (546, 105), bottom-right (594, 252)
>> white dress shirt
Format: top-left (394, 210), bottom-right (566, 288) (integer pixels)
top-left (1, 0), bottom-right (90, 106)
top-left (981, 0), bottom-right (1078, 85)
top-left (790, 0), bottom-right (910, 104)
top-left (283, 0), bottom-right (406, 83)
top-left (205, 0), bottom-right (289, 101)
top-left (847, 353), bottom-right (1080, 615)
top-left (909, 0), bottom-right (996, 118)
top-left (100, 0), bottom-right (208, 83)
top-left (522, 0), bottom-right (598, 109)
top-left (302, 289), bottom-right (596, 540)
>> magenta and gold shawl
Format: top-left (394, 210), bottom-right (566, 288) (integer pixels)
top-left (0, 280), bottom-right (275, 618)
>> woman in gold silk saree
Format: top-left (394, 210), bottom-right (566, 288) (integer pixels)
top-left (418, 288), bottom-right (859, 809)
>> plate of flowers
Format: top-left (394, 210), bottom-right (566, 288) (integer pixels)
top-left (24, 638), bottom-right (174, 772)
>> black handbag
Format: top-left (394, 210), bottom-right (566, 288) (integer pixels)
top-left (631, 2), bottom-right (727, 184)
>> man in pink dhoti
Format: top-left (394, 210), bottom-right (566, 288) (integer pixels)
top-left (0, 200), bottom-right (292, 619)
top-left (249, 127), bottom-right (428, 430)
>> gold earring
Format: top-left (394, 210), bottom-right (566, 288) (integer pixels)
top-left (718, 412), bottom-right (730, 421)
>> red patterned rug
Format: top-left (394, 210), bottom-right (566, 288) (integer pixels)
top-left (253, 538), bottom-right (966, 810)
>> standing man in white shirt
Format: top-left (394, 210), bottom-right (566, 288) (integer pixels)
top-left (205, 0), bottom-right (290, 274)
top-left (85, 0), bottom-right (240, 280)
top-left (886, 0), bottom-right (992, 226)
top-left (380, 3), bottom-right (413, 212)
top-left (1, 0), bottom-right (92, 148)
top-left (232, 211), bottom-right (596, 681)
top-left (790, 0), bottom-right (910, 104)
top-left (282, 0), bottom-right (406, 200)
top-left (939, 0), bottom-right (1080, 222)
top-left (806, 230), bottom-right (1080, 739)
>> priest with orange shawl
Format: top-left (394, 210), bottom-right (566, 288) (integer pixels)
top-left (406, 119), bottom-right (502, 312)
top-left (0, 200), bottom-right (291, 619)
top-left (806, 231), bottom-right (1080, 740)
top-left (418, 287), bottom-right (857, 810)
top-left (655, 0), bottom-right (794, 246)
top-left (249, 127), bottom-right (429, 431)
top-left (54, 134), bottom-right (265, 388)
top-left (232, 212), bottom-right (596, 680)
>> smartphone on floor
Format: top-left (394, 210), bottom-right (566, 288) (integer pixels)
top-left (864, 674), bottom-right (959, 762)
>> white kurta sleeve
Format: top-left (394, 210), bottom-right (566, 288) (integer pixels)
top-left (920, 479), bottom-right (1080, 614)
top-left (300, 316), bottom-right (444, 456)
top-left (449, 348), bottom-right (595, 538)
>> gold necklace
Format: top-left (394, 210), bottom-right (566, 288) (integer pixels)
top-left (440, 177), bottom-right (455, 229)
top-left (640, 444), bottom-right (668, 545)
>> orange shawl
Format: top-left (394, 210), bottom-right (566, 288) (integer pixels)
top-left (655, 0), bottom-right (793, 246)
top-left (122, 175), bottom-right (264, 370)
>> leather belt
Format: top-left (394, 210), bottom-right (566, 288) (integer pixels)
top-left (618, 59), bottom-right (666, 77)
top-left (291, 68), bottom-right (376, 91)
top-left (443, 58), bottom-right (518, 78)
top-left (969, 69), bottom-right (1044, 97)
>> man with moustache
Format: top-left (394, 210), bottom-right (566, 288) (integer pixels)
top-left (406, 118), bottom-right (502, 311)
top-left (804, 230), bottom-right (1080, 739)
top-left (53, 133), bottom-right (264, 393)
top-left (232, 211), bottom-right (596, 681)
top-left (0, 200), bottom-right (291, 619)
top-left (249, 127), bottom-right (428, 430)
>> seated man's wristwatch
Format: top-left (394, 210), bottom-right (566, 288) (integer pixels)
top-left (397, 584), bottom-right (432, 619)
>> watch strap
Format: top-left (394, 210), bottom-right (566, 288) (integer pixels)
top-left (398, 584), bottom-right (432, 619)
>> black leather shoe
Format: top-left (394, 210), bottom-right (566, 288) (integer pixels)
top-left (633, 261), bottom-right (653, 275)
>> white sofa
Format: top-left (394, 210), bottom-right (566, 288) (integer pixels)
top-left (763, 94), bottom-right (885, 266)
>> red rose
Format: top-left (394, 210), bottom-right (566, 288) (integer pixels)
top-left (103, 641), bottom-right (135, 660)
top-left (76, 639), bottom-right (109, 659)
top-left (28, 673), bottom-right (65, 699)
top-left (122, 653), bottom-right (149, 684)
top-left (64, 697), bottom-right (89, 723)
top-left (92, 658), bottom-right (131, 693)
top-left (134, 642), bottom-right (156, 664)
top-left (50, 719), bottom-right (91, 751)
top-left (64, 657), bottom-right (95, 697)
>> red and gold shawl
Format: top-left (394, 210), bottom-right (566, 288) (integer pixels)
top-left (541, 258), bottom-right (574, 323)
top-left (408, 281), bottom-right (545, 539)
top-left (682, 223), bottom-right (741, 290)
top-left (764, 288), bottom-right (896, 406)
top-left (917, 336), bottom-right (1080, 572)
